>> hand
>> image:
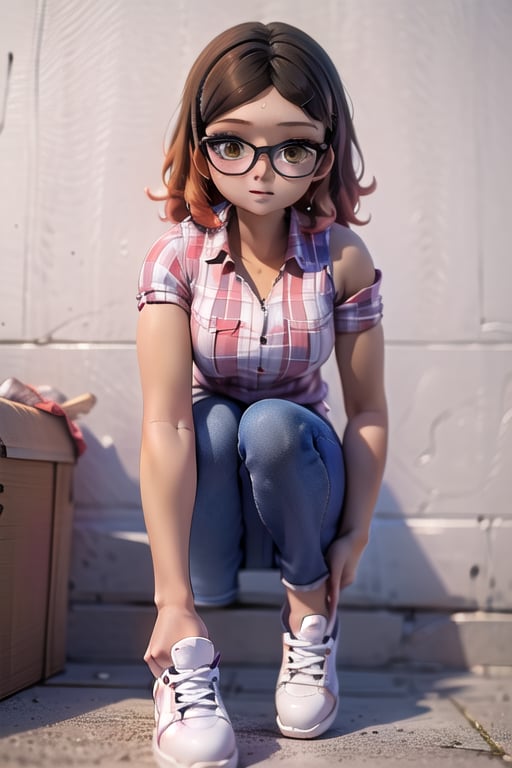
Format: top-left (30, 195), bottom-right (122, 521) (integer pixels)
top-left (144, 605), bottom-right (208, 678)
top-left (325, 530), bottom-right (368, 612)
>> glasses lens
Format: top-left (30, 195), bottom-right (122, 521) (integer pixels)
top-left (272, 143), bottom-right (319, 178)
top-left (202, 137), bottom-right (324, 178)
top-left (204, 139), bottom-right (253, 174)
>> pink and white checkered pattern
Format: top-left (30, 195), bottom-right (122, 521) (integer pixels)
top-left (137, 206), bottom-right (382, 416)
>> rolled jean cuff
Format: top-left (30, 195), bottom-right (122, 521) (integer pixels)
top-left (281, 572), bottom-right (329, 592)
top-left (193, 586), bottom-right (238, 608)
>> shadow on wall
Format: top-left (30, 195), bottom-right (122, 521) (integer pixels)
top-left (72, 425), bottom-right (141, 512)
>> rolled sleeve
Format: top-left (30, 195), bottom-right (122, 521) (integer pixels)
top-left (333, 269), bottom-right (383, 333)
top-left (136, 230), bottom-right (191, 313)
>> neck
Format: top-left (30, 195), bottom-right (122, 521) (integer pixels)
top-left (230, 208), bottom-right (289, 265)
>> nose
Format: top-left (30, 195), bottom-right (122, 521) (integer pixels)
top-left (252, 151), bottom-right (274, 179)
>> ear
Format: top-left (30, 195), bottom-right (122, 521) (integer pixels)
top-left (311, 146), bottom-right (334, 182)
top-left (192, 146), bottom-right (211, 179)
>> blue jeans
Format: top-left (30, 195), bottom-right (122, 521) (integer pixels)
top-left (190, 396), bottom-right (345, 606)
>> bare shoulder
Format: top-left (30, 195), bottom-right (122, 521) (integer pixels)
top-left (329, 222), bottom-right (376, 301)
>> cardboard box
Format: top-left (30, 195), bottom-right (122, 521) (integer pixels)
top-left (0, 397), bottom-right (76, 699)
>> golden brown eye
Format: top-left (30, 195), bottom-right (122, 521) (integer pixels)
top-left (223, 141), bottom-right (242, 158)
top-left (212, 140), bottom-right (246, 160)
top-left (281, 144), bottom-right (313, 165)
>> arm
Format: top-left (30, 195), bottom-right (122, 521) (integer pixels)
top-left (336, 322), bottom-right (387, 539)
top-left (137, 303), bottom-right (207, 675)
top-left (326, 229), bottom-right (388, 607)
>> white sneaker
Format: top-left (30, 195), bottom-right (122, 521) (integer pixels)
top-left (152, 636), bottom-right (238, 768)
top-left (275, 614), bottom-right (339, 739)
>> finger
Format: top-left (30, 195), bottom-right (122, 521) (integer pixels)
top-left (327, 576), bottom-right (340, 612)
top-left (144, 656), bottom-right (162, 678)
top-left (339, 568), bottom-right (356, 590)
top-left (144, 648), bottom-right (168, 678)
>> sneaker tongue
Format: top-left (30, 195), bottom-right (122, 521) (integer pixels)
top-left (171, 637), bottom-right (215, 672)
top-left (296, 614), bottom-right (328, 643)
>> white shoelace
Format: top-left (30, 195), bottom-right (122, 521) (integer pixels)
top-left (161, 656), bottom-right (220, 714)
top-left (284, 637), bottom-right (328, 683)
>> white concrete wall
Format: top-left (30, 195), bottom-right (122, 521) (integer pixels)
top-left (1, 0), bottom-right (511, 611)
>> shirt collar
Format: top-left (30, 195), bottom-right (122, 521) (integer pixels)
top-left (201, 204), bottom-right (330, 273)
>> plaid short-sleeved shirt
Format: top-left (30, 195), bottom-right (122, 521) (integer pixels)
top-left (137, 205), bottom-right (382, 416)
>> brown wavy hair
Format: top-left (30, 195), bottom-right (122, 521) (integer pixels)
top-left (148, 21), bottom-right (375, 231)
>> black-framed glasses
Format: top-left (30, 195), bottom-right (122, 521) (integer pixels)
top-left (200, 135), bottom-right (329, 179)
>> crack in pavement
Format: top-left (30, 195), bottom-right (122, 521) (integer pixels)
top-left (450, 697), bottom-right (512, 762)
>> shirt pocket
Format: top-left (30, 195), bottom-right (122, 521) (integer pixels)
top-left (278, 311), bottom-right (334, 377)
top-left (191, 310), bottom-right (241, 378)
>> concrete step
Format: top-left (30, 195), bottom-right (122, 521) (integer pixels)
top-left (67, 602), bottom-right (512, 669)
top-left (70, 514), bottom-right (512, 611)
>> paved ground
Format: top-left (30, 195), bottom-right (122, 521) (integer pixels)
top-left (0, 662), bottom-right (511, 767)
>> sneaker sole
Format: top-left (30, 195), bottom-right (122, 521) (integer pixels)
top-left (276, 699), bottom-right (339, 740)
top-left (153, 731), bottom-right (239, 768)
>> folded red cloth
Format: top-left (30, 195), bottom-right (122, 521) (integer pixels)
top-left (0, 377), bottom-right (87, 457)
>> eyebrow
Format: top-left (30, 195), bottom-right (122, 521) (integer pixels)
top-left (210, 118), bottom-right (318, 129)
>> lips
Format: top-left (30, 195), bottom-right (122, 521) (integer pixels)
top-left (250, 190), bottom-right (273, 195)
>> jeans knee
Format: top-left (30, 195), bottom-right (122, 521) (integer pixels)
top-left (194, 397), bottom-right (242, 468)
top-left (239, 399), bottom-right (310, 465)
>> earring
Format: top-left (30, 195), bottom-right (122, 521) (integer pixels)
top-left (305, 202), bottom-right (313, 213)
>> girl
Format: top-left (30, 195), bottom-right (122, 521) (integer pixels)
top-left (137, 20), bottom-right (387, 768)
